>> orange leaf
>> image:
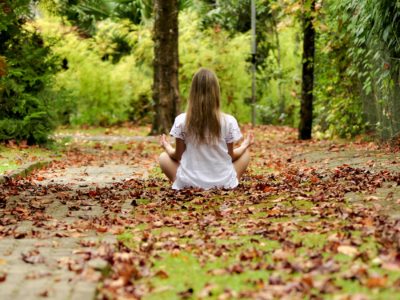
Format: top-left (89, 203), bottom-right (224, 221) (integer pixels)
top-left (96, 226), bottom-right (108, 233)
top-left (366, 276), bottom-right (387, 288)
top-left (263, 186), bottom-right (273, 193)
top-left (155, 270), bottom-right (169, 279)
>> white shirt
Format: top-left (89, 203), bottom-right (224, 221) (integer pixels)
top-left (169, 113), bottom-right (242, 190)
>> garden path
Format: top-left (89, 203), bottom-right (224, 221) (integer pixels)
top-left (0, 139), bottom-right (157, 300)
top-left (1, 128), bottom-right (400, 299)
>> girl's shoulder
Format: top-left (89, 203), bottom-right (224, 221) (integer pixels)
top-left (174, 113), bottom-right (187, 124)
top-left (221, 113), bottom-right (242, 143)
top-left (221, 113), bottom-right (239, 125)
top-left (170, 113), bottom-right (187, 139)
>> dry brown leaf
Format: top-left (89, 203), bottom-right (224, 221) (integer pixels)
top-left (337, 245), bottom-right (359, 257)
top-left (366, 275), bottom-right (387, 288)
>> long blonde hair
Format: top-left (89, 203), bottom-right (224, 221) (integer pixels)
top-left (185, 68), bottom-right (221, 144)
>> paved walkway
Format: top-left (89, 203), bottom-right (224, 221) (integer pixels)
top-left (295, 145), bottom-right (400, 218)
top-left (0, 186), bottom-right (111, 299)
top-left (34, 164), bottom-right (146, 187)
top-left (1, 131), bottom-right (399, 299)
top-left (53, 133), bottom-right (157, 143)
top-left (0, 139), bottom-right (156, 300)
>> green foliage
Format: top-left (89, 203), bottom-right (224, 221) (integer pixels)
top-left (256, 26), bottom-right (302, 127)
top-left (39, 10), bottom-right (253, 126)
top-left (38, 0), bottom-right (301, 128)
top-left (309, 0), bottom-right (364, 138)
top-left (312, 0), bottom-right (400, 139)
top-left (40, 0), bottom-right (192, 35)
top-left (112, 0), bottom-right (153, 24)
top-left (198, 0), bottom-right (302, 127)
top-left (39, 18), bottom-right (153, 126)
top-left (179, 12), bottom-right (252, 121)
top-left (40, 0), bottom-right (116, 35)
top-left (199, 0), bottom-right (254, 33)
top-left (0, 0), bottom-right (57, 144)
top-left (32, 0), bottom-right (400, 139)
top-left (94, 19), bottom-right (142, 63)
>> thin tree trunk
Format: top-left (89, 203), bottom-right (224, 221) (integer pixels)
top-left (299, 0), bottom-right (316, 140)
top-left (151, 0), bottom-right (180, 135)
top-left (391, 67), bottom-right (400, 139)
top-left (272, 17), bottom-right (285, 117)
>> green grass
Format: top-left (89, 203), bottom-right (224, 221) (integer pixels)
top-left (144, 252), bottom-right (273, 300)
top-left (118, 192), bottom-right (400, 299)
top-left (142, 235), bottom-right (281, 299)
top-left (148, 166), bottom-right (164, 179)
top-left (0, 145), bottom-right (59, 175)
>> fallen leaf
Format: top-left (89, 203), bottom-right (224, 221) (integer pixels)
top-left (0, 271), bottom-right (7, 282)
top-left (366, 275), bottom-right (387, 288)
top-left (337, 245), bottom-right (359, 257)
top-left (154, 269), bottom-right (169, 279)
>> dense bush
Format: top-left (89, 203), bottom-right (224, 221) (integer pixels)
top-left (38, 0), bottom-right (302, 128)
top-left (39, 10), bottom-right (253, 126)
top-left (39, 17), bottom-right (154, 126)
top-left (336, 0), bottom-right (400, 140)
top-left (310, 0), bottom-right (400, 139)
top-left (2, 0), bottom-right (398, 141)
top-left (179, 12), bottom-right (252, 121)
top-left (198, 0), bottom-right (302, 127)
top-left (311, 0), bottom-right (366, 138)
top-left (0, 0), bottom-right (57, 144)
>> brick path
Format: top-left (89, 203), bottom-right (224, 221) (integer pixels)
top-left (0, 139), bottom-right (156, 300)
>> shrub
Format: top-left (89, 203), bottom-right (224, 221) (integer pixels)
top-left (38, 11), bottom-right (253, 126)
top-left (0, 0), bottom-right (57, 144)
top-left (38, 18), bottom-right (153, 126)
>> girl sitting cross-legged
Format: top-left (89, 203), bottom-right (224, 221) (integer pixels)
top-left (159, 68), bottom-right (254, 190)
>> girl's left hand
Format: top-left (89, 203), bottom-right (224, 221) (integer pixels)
top-left (241, 132), bottom-right (255, 149)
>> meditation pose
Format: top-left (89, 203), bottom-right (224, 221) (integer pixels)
top-left (159, 68), bottom-right (254, 190)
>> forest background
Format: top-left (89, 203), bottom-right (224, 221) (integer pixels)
top-left (0, 0), bottom-right (399, 144)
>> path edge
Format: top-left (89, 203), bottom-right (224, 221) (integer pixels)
top-left (0, 160), bottom-right (52, 183)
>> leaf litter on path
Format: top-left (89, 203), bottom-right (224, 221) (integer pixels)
top-left (1, 126), bottom-right (400, 299)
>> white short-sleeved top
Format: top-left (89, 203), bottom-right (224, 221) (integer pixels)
top-left (169, 113), bottom-right (242, 190)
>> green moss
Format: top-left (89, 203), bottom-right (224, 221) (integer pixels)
top-left (117, 181), bottom-right (400, 299)
top-left (0, 145), bottom-right (58, 175)
top-left (143, 252), bottom-right (273, 300)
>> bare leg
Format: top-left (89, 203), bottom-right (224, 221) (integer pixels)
top-left (159, 152), bottom-right (179, 182)
top-left (234, 149), bottom-right (250, 179)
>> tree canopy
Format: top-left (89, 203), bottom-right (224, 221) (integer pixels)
top-left (0, 0), bottom-right (399, 143)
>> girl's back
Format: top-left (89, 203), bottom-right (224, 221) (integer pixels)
top-left (158, 68), bottom-right (252, 190)
top-left (170, 112), bottom-right (242, 190)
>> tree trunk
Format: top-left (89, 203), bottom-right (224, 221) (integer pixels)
top-left (299, 0), bottom-right (316, 140)
top-left (391, 68), bottom-right (400, 139)
top-left (151, 0), bottom-right (180, 135)
top-left (272, 17), bottom-right (285, 118)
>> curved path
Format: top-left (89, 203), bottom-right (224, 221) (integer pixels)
top-left (1, 128), bottom-right (400, 299)
top-left (0, 139), bottom-right (157, 300)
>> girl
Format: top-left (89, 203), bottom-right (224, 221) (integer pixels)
top-left (159, 68), bottom-right (254, 190)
